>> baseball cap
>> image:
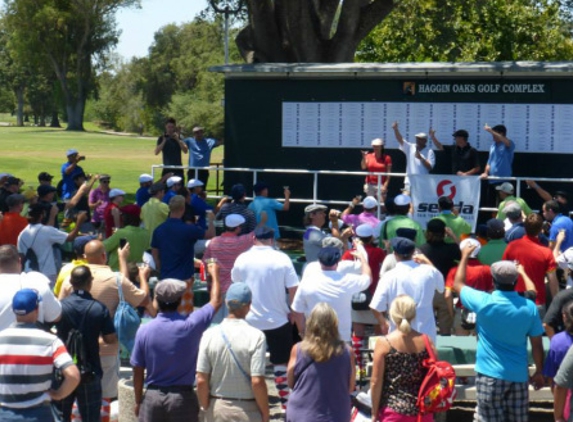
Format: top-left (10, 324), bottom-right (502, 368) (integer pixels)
top-left (231, 184), bottom-right (246, 201)
top-left (38, 172), bottom-right (54, 182)
top-left (459, 238), bottom-right (481, 258)
top-left (415, 132), bottom-right (428, 139)
top-left (120, 204), bottom-right (141, 217)
top-left (486, 218), bottom-right (505, 236)
top-left (139, 174), bottom-right (153, 183)
top-left (356, 224), bottom-right (374, 238)
top-left (391, 237), bottom-right (416, 255)
top-left (362, 196), bottom-right (378, 209)
top-left (109, 188), bottom-right (126, 199)
top-left (166, 176), bottom-right (182, 188)
top-left (66, 148), bottom-right (79, 157)
top-left (187, 179), bottom-right (204, 189)
top-left (491, 261), bottom-right (518, 285)
top-left (6, 194), bottom-right (25, 208)
top-left (155, 279), bottom-right (187, 303)
top-left (5, 177), bottom-right (20, 186)
top-left (318, 247), bottom-right (342, 267)
top-left (321, 237), bottom-right (344, 250)
top-left (371, 138), bottom-right (384, 146)
top-left (226, 282), bottom-right (252, 310)
top-left (305, 204), bottom-right (327, 213)
top-left (453, 129), bottom-right (469, 138)
top-left (253, 182), bottom-right (269, 195)
top-left (149, 182), bottom-right (165, 195)
top-left (37, 185), bottom-right (57, 197)
top-left (12, 289), bottom-right (41, 315)
top-left (254, 226), bottom-right (275, 240)
top-left (225, 214), bottom-right (245, 228)
top-left (192, 126), bottom-right (204, 133)
top-left (394, 194), bottom-right (411, 206)
top-left (495, 182), bottom-right (514, 194)
top-left (99, 174), bottom-right (111, 181)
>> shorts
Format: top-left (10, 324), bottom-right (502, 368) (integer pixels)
top-left (351, 309), bottom-right (378, 325)
top-left (100, 354), bottom-right (119, 398)
top-left (378, 407), bottom-right (433, 422)
top-left (475, 373), bottom-right (528, 422)
top-left (263, 322), bottom-right (293, 365)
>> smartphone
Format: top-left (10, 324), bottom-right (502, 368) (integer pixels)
top-left (119, 238), bottom-right (127, 249)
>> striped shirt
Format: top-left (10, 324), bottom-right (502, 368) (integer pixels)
top-left (0, 323), bottom-right (73, 408)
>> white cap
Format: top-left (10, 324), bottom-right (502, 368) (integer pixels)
top-left (394, 194), bottom-right (411, 206)
top-left (362, 196), bottom-right (378, 209)
top-left (109, 188), bottom-right (125, 199)
top-left (305, 203), bottom-right (327, 214)
top-left (459, 238), bottom-right (481, 258)
top-left (139, 174), bottom-right (153, 183)
top-left (355, 224), bottom-right (374, 238)
top-left (415, 132), bottom-right (428, 139)
top-left (166, 176), bottom-right (182, 188)
top-left (66, 148), bottom-right (79, 157)
top-left (225, 214), bottom-right (245, 228)
top-left (495, 182), bottom-right (514, 194)
top-left (371, 138), bottom-right (384, 146)
top-left (187, 179), bottom-right (204, 189)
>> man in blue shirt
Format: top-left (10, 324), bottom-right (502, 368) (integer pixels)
top-left (544, 199), bottom-right (573, 253)
top-left (480, 124), bottom-right (515, 206)
top-left (135, 174), bottom-right (153, 207)
top-left (61, 149), bottom-right (85, 200)
top-left (184, 126), bottom-right (223, 188)
top-left (248, 182), bottom-right (290, 239)
top-left (453, 244), bottom-right (544, 422)
top-left (187, 179), bottom-right (213, 230)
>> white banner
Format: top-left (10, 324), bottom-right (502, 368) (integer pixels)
top-left (410, 175), bottom-right (481, 232)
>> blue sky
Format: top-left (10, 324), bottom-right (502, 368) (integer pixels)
top-left (114, 0), bottom-right (208, 59)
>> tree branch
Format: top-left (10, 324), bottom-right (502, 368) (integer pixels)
top-left (355, 0), bottom-right (395, 41)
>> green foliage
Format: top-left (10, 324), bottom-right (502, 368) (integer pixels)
top-left (358, 0), bottom-right (573, 62)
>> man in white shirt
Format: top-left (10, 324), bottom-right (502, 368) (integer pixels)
top-left (292, 246), bottom-right (371, 343)
top-left (370, 236), bottom-right (444, 341)
top-left (231, 226), bottom-right (300, 411)
top-left (0, 245), bottom-right (62, 330)
top-left (392, 121), bottom-right (435, 193)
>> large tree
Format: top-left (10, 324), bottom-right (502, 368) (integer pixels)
top-left (3, 0), bottom-right (139, 131)
top-left (209, 0), bottom-right (395, 63)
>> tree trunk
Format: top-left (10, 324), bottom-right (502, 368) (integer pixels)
top-left (15, 85), bottom-right (24, 127)
top-left (39, 114), bottom-right (46, 127)
top-left (65, 97), bottom-right (85, 131)
top-left (50, 110), bottom-right (61, 127)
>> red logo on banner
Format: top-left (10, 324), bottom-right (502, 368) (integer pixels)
top-left (437, 180), bottom-right (456, 199)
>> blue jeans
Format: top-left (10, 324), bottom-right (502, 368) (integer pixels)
top-left (60, 375), bottom-right (102, 422)
top-left (0, 403), bottom-right (55, 421)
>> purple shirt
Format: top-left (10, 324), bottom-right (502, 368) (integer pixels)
top-left (130, 304), bottom-right (215, 386)
top-left (543, 331), bottom-right (573, 378)
top-left (341, 211), bottom-right (381, 230)
top-left (89, 188), bottom-right (109, 223)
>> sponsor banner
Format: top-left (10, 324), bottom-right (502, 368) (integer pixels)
top-left (410, 175), bottom-right (480, 232)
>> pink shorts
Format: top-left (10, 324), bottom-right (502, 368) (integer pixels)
top-left (378, 407), bottom-right (433, 422)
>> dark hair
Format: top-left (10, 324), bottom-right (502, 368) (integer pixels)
top-left (563, 301), bottom-right (573, 334)
top-left (487, 225), bottom-right (505, 240)
top-left (494, 280), bottom-right (516, 292)
top-left (165, 117), bottom-right (176, 125)
top-left (157, 300), bottom-right (181, 312)
top-left (425, 230), bottom-right (445, 243)
top-left (385, 197), bottom-right (396, 216)
top-left (524, 213), bottom-right (543, 237)
top-left (127, 262), bottom-right (139, 283)
top-left (394, 204), bottom-right (410, 216)
top-left (122, 213), bottom-right (141, 227)
top-left (438, 196), bottom-right (453, 211)
top-left (27, 204), bottom-right (45, 222)
top-left (492, 124), bottom-right (507, 136)
top-left (544, 199), bottom-right (561, 214)
top-left (70, 265), bottom-right (92, 289)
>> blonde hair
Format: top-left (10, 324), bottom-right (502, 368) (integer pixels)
top-left (300, 303), bottom-right (345, 363)
top-left (169, 195), bottom-right (186, 212)
top-left (389, 295), bottom-right (416, 334)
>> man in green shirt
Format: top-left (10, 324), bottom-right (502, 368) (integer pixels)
top-left (435, 196), bottom-right (471, 244)
top-left (496, 182), bottom-right (532, 220)
top-left (104, 205), bottom-right (150, 270)
top-left (477, 218), bottom-right (507, 266)
top-left (379, 194), bottom-right (425, 250)
top-left (141, 183), bottom-right (169, 246)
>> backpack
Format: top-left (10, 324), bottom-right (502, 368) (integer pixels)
top-left (21, 227), bottom-right (41, 272)
top-left (114, 272), bottom-right (141, 354)
top-left (62, 301), bottom-right (95, 384)
top-left (416, 334), bottom-right (457, 420)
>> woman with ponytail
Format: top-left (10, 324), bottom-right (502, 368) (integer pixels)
top-left (370, 295), bottom-right (437, 422)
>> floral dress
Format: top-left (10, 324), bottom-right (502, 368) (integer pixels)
top-left (380, 337), bottom-right (429, 416)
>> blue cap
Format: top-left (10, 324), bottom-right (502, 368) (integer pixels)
top-left (12, 289), bottom-right (41, 315)
top-left (254, 226), bottom-right (275, 239)
top-left (226, 282), bottom-right (252, 310)
top-left (231, 184), bottom-right (246, 201)
top-left (391, 237), bottom-right (416, 255)
top-left (318, 247), bottom-right (341, 266)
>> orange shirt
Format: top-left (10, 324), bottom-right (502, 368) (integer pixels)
top-left (364, 153), bottom-right (392, 185)
top-left (0, 212), bottom-right (28, 246)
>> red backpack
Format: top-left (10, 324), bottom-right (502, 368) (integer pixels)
top-left (416, 335), bottom-right (457, 421)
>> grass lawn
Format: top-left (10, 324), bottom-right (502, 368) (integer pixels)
top-left (0, 126), bottom-right (224, 200)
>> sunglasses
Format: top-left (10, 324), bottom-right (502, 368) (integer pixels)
top-left (101, 180), bottom-right (110, 184)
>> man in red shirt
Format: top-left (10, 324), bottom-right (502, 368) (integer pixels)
top-left (445, 238), bottom-right (493, 335)
top-left (503, 213), bottom-right (558, 318)
top-left (0, 194), bottom-right (28, 246)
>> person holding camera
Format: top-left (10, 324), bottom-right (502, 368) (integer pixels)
top-left (54, 265), bottom-right (117, 422)
top-left (61, 149), bottom-right (86, 200)
top-left (154, 117), bottom-right (188, 179)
